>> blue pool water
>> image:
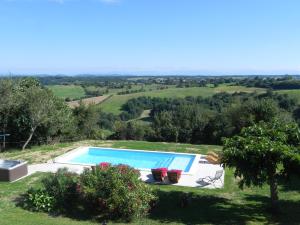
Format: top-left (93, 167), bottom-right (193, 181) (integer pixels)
top-left (70, 147), bottom-right (195, 172)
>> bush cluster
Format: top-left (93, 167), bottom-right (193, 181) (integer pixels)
top-left (21, 165), bottom-right (157, 221)
top-left (22, 188), bottom-right (55, 212)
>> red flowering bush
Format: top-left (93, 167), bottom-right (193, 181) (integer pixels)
top-left (99, 162), bottom-right (110, 169)
top-left (79, 164), bottom-right (156, 221)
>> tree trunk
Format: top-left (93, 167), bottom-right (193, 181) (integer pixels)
top-left (22, 126), bottom-right (36, 150)
top-left (269, 174), bottom-right (279, 211)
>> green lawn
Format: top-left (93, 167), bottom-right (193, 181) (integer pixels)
top-left (99, 85), bottom-right (265, 115)
top-left (47, 85), bottom-right (86, 100)
top-left (0, 140), bottom-right (299, 225)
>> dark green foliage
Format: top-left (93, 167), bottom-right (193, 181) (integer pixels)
top-left (22, 188), bottom-right (55, 212)
top-left (110, 89), bottom-right (300, 145)
top-left (41, 168), bottom-right (79, 212)
top-left (21, 169), bottom-right (79, 214)
top-left (150, 93), bottom-right (292, 144)
top-left (0, 78), bottom-right (75, 149)
top-left (293, 107), bottom-right (300, 125)
top-left (236, 75), bottom-right (299, 89)
top-left (72, 103), bottom-right (99, 139)
top-left (111, 121), bottom-right (154, 141)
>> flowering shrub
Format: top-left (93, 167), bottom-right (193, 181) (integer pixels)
top-left (22, 188), bottom-right (55, 212)
top-left (99, 162), bottom-right (110, 169)
top-left (21, 165), bottom-right (157, 221)
top-left (80, 164), bottom-right (156, 220)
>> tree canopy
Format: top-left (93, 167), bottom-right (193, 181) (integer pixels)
top-left (222, 120), bottom-right (300, 209)
top-left (0, 78), bottom-right (75, 150)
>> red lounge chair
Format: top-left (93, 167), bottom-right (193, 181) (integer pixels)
top-left (151, 168), bottom-right (168, 182)
top-left (167, 169), bottom-right (182, 183)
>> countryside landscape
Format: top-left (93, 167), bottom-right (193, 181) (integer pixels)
top-left (1, 0), bottom-right (300, 224)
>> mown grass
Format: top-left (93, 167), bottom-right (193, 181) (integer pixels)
top-left (47, 85), bottom-right (86, 99)
top-left (0, 140), bottom-right (299, 225)
top-left (99, 85), bottom-right (265, 115)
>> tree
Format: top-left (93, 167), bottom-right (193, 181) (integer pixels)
top-left (20, 87), bottom-right (56, 150)
top-left (222, 120), bottom-right (300, 210)
top-left (0, 78), bottom-right (76, 150)
top-left (73, 102), bottom-right (99, 139)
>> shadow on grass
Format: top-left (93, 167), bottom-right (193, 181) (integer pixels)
top-left (15, 195), bottom-right (107, 224)
top-left (149, 190), bottom-right (300, 225)
top-left (279, 175), bottom-right (300, 192)
top-left (244, 195), bottom-right (300, 225)
top-left (14, 187), bottom-right (300, 225)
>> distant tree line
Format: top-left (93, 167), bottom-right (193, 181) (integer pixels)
top-left (237, 75), bottom-right (300, 90)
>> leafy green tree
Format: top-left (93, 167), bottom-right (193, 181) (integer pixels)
top-left (153, 111), bottom-right (179, 142)
top-left (222, 120), bottom-right (300, 210)
top-left (0, 78), bottom-right (75, 150)
top-left (73, 102), bottom-right (99, 139)
top-left (20, 87), bottom-right (57, 150)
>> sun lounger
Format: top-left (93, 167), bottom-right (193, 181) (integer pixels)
top-left (205, 152), bottom-right (221, 164)
top-left (197, 170), bottom-right (223, 186)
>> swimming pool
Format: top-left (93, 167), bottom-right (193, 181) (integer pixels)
top-left (55, 147), bottom-right (198, 173)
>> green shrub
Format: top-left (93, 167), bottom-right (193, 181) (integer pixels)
top-left (22, 188), bottom-right (55, 212)
top-left (41, 168), bottom-right (79, 212)
top-left (80, 165), bottom-right (157, 221)
top-left (21, 166), bottom-right (157, 221)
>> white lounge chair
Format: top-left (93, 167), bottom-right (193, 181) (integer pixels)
top-left (197, 170), bottom-right (223, 187)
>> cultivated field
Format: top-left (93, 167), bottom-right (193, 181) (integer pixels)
top-left (47, 83), bottom-right (265, 113)
top-left (47, 85), bottom-right (86, 100)
top-left (84, 83), bottom-right (174, 95)
top-left (99, 85), bottom-right (266, 115)
top-left (67, 95), bottom-right (111, 108)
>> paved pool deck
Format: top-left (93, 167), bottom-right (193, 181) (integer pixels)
top-left (28, 158), bottom-right (224, 188)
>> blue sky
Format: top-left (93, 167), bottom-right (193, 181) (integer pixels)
top-left (0, 0), bottom-right (299, 75)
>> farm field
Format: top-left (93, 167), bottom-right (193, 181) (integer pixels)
top-left (67, 95), bottom-right (111, 108)
top-left (47, 85), bottom-right (86, 100)
top-left (47, 83), bottom-right (265, 113)
top-left (99, 85), bottom-right (266, 115)
top-left (0, 140), bottom-right (299, 225)
top-left (85, 83), bottom-right (174, 95)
